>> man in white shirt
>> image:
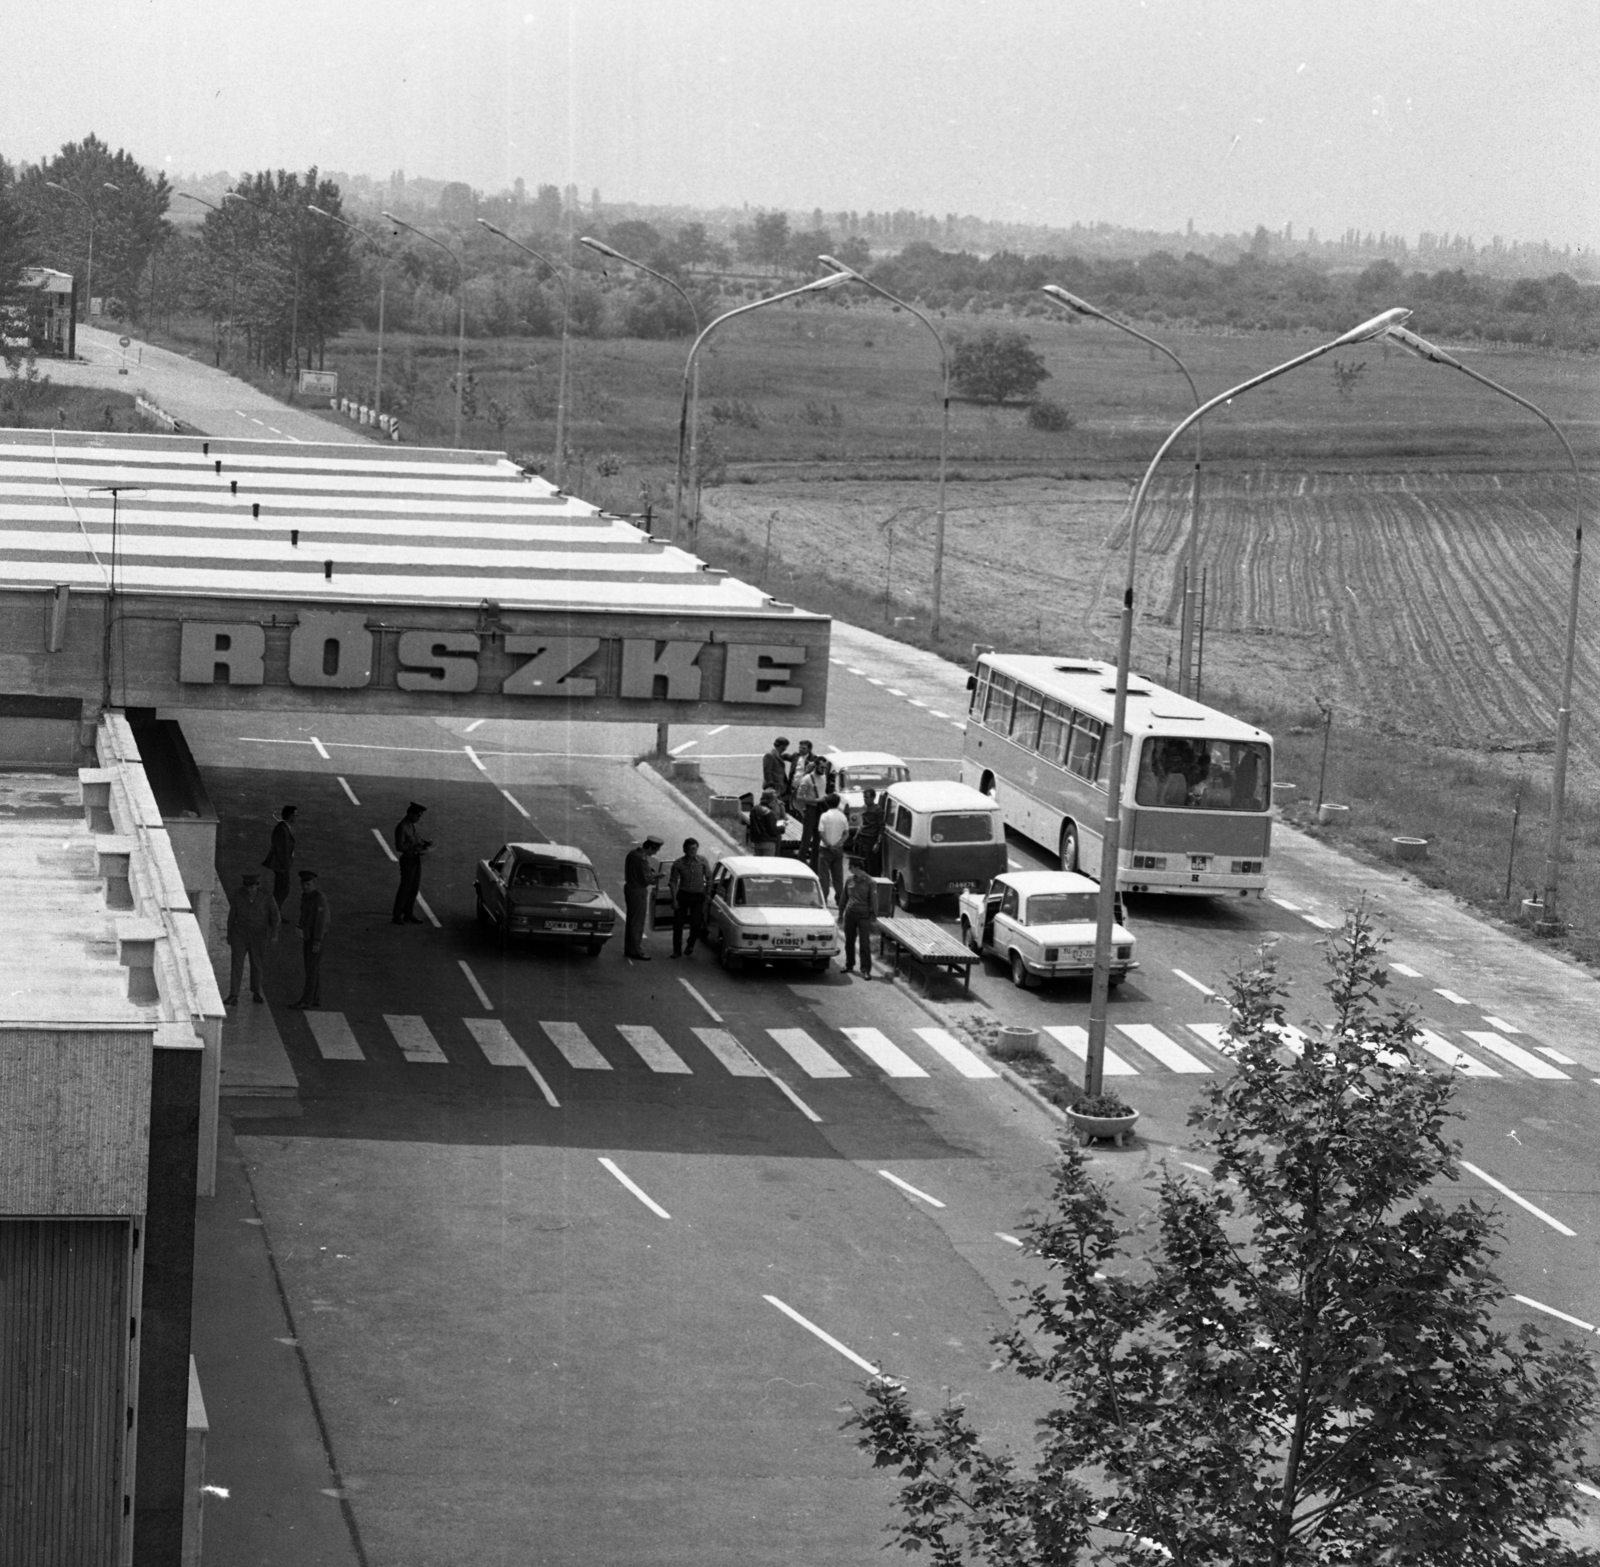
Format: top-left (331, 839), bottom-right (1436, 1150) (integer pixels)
top-left (815, 792), bottom-right (850, 910)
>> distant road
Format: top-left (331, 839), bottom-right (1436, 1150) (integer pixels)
top-left (43, 322), bottom-right (373, 444)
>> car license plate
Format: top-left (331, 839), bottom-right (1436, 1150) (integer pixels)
top-left (547, 920), bottom-right (577, 932)
top-left (773, 936), bottom-right (803, 947)
top-left (1066, 945), bottom-right (1093, 963)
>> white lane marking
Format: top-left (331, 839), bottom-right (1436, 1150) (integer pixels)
top-left (1302, 913), bottom-right (1336, 930)
top-left (878, 1170), bottom-right (945, 1207)
top-left (1434, 987), bottom-right (1470, 1005)
top-left (415, 893), bottom-right (441, 928)
top-left (907, 699), bottom-right (928, 708)
top-left (1458, 1159), bottom-right (1576, 1236)
top-left (930, 710), bottom-right (950, 719)
top-left (1007, 857), bottom-right (1023, 869)
top-left (690, 1027), bottom-right (767, 1076)
top-left (845, 666), bottom-right (865, 676)
top-left (705, 724), bottom-right (729, 737)
top-left (1181, 1161), bottom-right (1213, 1177)
top-left (763, 1295), bottom-right (881, 1376)
top-left (464, 718), bottom-right (486, 732)
top-left (1390, 962), bottom-right (1422, 978)
top-left (463, 745), bottom-right (489, 772)
top-left (1041, 1024), bottom-right (1137, 1075)
top-left (384, 1014), bottom-right (449, 1063)
top-left (679, 980), bottom-right (722, 1022)
top-left (1578, 1481), bottom-right (1600, 1501)
top-left (1538, 1046), bottom-right (1579, 1065)
top-left (912, 1026), bottom-right (998, 1078)
top-left (457, 960), bottom-right (493, 1010)
top-left (1415, 1029), bottom-right (1500, 1077)
top-left (463, 1019), bottom-right (559, 1105)
top-left (1483, 1015), bottom-right (1523, 1034)
top-left (1116, 1023), bottom-right (1212, 1074)
top-left (370, 827), bottom-right (398, 862)
top-left (767, 1027), bottom-right (851, 1078)
top-left (950, 722), bottom-right (965, 731)
top-left (1462, 1031), bottom-right (1569, 1080)
top-left (1172, 968), bottom-right (1216, 996)
top-left (250, 416), bottom-right (265, 425)
top-left (669, 739), bottom-right (698, 755)
top-left (539, 1020), bottom-right (612, 1070)
top-left (616, 1024), bottom-right (692, 1074)
top-left (887, 687), bottom-right (907, 697)
top-left (309, 735), bottom-right (331, 760)
top-left (499, 788), bottom-right (531, 818)
top-left (866, 677), bottom-right (886, 686)
top-left (598, 1157), bottom-right (671, 1219)
top-left (996, 1232), bottom-right (1024, 1247)
top-left (1512, 1294), bottom-right (1596, 1333)
top-left (1269, 895), bottom-right (1301, 911)
top-left (766, 1075), bottom-right (823, 1122)
top-left (306, 1012), bottom-right (365, 1060)
top-left (840, 1026), bottom-right (927, 1078)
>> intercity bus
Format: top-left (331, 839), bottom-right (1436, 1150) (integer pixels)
top-left (960, 653), bottom-right (1273, 897)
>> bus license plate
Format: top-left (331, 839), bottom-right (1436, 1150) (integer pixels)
top-left (949, 881), bottom-right (978, 892)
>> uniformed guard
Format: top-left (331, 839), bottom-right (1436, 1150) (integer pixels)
top-left (392, 802), bottom-right (432, 924)
top-left (224, 870), bottom-right (281, 1005)
top-left (623, 835), bottom-right (663, 959)
top-left (290, 871), bottom-right (331, 1009)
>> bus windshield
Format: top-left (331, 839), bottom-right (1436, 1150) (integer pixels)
top-left (1135, 737), bottom-right (1270, 812)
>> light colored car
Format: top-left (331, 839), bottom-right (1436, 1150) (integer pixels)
top-left (474, 841), bottom-right (619, 955)
top-left (957, 870), bottom-right (1138, 989)
top-left (703, 855), bottom-right (842, 972)
top-left (826, 750), bottom-right (911, 823)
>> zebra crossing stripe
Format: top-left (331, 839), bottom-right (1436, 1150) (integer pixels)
top-left (690, 1027), bottom-right (768, 1077)
top-left (1186, 1022), bottom-right (1234, 1056)
top-left (1040, 1024), bottom-right (1138, 1076)
top-left (767, 1028), bottom-right (851, 1078)
top-left (615, 1024), bottom-right (692, 1074)
top-left (1116, 1023), bottom-right (1212, 1074)
top-left (1462, 1031), bottom-right (1569, 1080)
top-left (1415, 1029), bottom-right (1500, 1077)
top-left (539, 1020), bottom-right (612, 1070)
top-left (385, 1015), bottom-right (449, 1063)
top-left (840, 1027), bottom-right (927, 1078)
top-left (912, 1027), bottom-right (998, 1078)
top-left (462, 1019), bottom-right (560, 1106)
top-left (306, 1011), bottom-right (365, 1060)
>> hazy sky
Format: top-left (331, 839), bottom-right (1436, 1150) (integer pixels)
top-left (7, 0), bottom-right (1595, 249)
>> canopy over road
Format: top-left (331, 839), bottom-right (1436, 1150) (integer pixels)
top-left (0, 429), bottom-right (828, 728)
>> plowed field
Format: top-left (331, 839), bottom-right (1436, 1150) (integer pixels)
top-left (702, 468), bottom-right (1600, 780)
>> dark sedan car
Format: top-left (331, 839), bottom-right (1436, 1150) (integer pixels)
top-left (473, 842), bottom-right (619, 954)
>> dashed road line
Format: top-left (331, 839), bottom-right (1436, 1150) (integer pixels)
top-left (499, 787), bottom-right (531, 818)
top-left (309, 735), bottom-right (331, 760)
top-left (463, 1018), bottom-right (559, 1105)
top-left (705, 724), bottom-right (729, 737)
top-left (463, 745), bottom-right (489, 772)
top-left (414, 894), bottom-right (441, 928)
top-left (457, 960), bottom-right (493, 1010)
top-left (1301, 913), bottom-right (1336, 930)
top-left (1512, 1294), bottom-right (1595, 1333)
top-left (996, 1232), bottom-right (1024, 1247)
top-left (335, 776), bottom-right (360, 805)
top-left (1171, 967), bottom-right (1215, 997)
top-left (679, 979), bottom-right (722, 1022)
top-left (1434, 987), bottom-right (1470, 1006)
top-left (1458, 1160), bottom-right (1576, 1236)
top-left (464, 718), bottom-right (486, 732)
top-left (878, 1170), bottom-right (945, 1207)
top-left (599, 1157), bottom-right (671, 1219)
top-left (370, 827), bottom-right (398, 862)
top-left (1269, 895), bottom-right (1300, 911)
top-left (1390, 962), bottom-right (1422, 978)
top-left (763, 1295), bottom-right (881, 1375)
top-left (1484, 1015), bottom-right (1522, 1034)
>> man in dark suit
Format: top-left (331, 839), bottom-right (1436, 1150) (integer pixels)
top-left (392, 801), bottom-right (431, 924)
top-left (761, 737), bottom-right (790, 799)
top-left (261, 804), bottom-right (298, 908)
top-left (290, 871), bottom-right (331, 1010)
top-left (623, 835), bottom-right (663, 959)
top-left (224, 871), bottom-right (280, 1004)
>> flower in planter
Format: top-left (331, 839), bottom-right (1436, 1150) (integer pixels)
top-left (1070, 1092), bottom-right (1134, 1118)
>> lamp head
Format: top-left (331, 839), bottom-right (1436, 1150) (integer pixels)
top-left (816, 253), bottom-right (864, 281)
top-left (103, 182), bottom-right (120, 193)
top-left (475, 218), bottom-right (508, 239)
top-left (580, 236), bottom-right (621, 259)
top-left (1332, 306), bottom-right (1412, 346)
top-left (45, 181), bottom-right (67, 194)
top-left (803, 271), bottom-right (855, 293)
top-left (1383, 323), bottom-right (1462, 369)
top-left (1041, 284), bottom-right (1106, 320)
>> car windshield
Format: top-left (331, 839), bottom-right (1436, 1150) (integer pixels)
top-left (841, 765), bottom-right (908, 791)
top-left (513, 860), bottom-right (599, 891)
top-left (734, 875), bottom-right (824, 909)
top-left (930, 812), bottom-right (994, 843)
top-left (1025, 893), bottom-right (1099, 923)
top-left (1134, 737), bottom-right (1271, 812)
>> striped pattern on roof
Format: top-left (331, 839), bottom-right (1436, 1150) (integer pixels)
top-left (0, 429), bottom-right (801, 616)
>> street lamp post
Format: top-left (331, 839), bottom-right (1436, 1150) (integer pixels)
top-left (478, 220), bottom-right (571, 486)
top-left (1385, 324), bottom-right (1586, 932)
top-left (309, 204), bottom-right (388, 423)
top-left (580, 235), bottom-right (702, 539)
top-left (47, 179), bottom-right (120, 323)
top-left (386, 211), bottom-right (466, 447)
top-left (819, 255), bottom-right (953, 643)
top-left (673, 272), bottom-right (855, 554)
top-left (1043, 285), bottom-right (1205, 696)
top-left (178, 191), bottom-right (243, 365)
top-left (1079, 306), bottom-right (1412, 1100)
top-left (222, 190), bottom-right (306, 378)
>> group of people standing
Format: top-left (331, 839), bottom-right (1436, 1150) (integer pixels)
top-left (752, 736), bottom-right (887, 886)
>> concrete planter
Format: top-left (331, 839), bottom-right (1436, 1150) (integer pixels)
top-left (707, 794), bottom-right (741, 819)
top-left (1064, 1105), bottom-right (1140, 1148)
top-left (1317, 803), bottom-right (1350, 826)
top-left (992, 1025), bottom-right (1042, 1061)
top-left (671, 758), bottom-right (703, 782)
top-left (1391, 835), bottom-right (1428, 862)
top-left (1270, 782), bottom-right (1297, 806)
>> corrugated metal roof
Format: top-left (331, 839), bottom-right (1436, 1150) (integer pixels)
top-left (0, 429), bottom-right (804, 618)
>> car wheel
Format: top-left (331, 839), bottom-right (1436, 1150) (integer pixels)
top-left (892, 873), bottom-right (907, 912)
top-left (1009, 951), bottom-right (1034, 989)
top-left (1059, 822), bottom-right (1078, 874)
top-left (720, 943), bottom-right (741, 972)
top-left (960, 916), bottom-right (976, 953)
top-left (1108, 972), bottom-right (1123, 990)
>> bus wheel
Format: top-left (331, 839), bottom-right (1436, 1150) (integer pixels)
top-left (1059, 822), bottom-right (1079, 874)
top-left (1009, 951), bottom-right (1035, 989)
top-left (979, 772), bottom-right (997, 797)
top-left (892, 873), bottom-right (907, 911)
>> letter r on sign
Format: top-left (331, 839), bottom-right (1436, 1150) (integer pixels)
top-left (620, 639), bottom-right (705, 701)
top-left (721, 644), bottom-right (805, 706)
top-left (179, 621), bottom-right (266, 685)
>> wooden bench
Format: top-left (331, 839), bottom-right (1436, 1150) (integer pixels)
top-left (875, 915), bottom-right (979, 993)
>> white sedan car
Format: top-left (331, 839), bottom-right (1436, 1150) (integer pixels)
top-left (826, 751), bottom-right (911, 823)
top-left (704, 855), bottom-right (842, 973)
top-left (957, 870), bottom-right (1138, 989)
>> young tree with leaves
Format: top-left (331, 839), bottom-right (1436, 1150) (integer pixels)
top-left (0, 160), bottom-right (37, 370)
top-left (851, 909), bottom-right (1600, 1565)
top-left (950, 326), bottom-right (1050, 404)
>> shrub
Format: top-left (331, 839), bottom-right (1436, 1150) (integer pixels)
top-left (1027, 396), bottom-right (1075, 433)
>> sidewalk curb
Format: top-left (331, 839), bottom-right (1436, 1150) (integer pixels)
top-left (634, 760), bottom-right (741, 853)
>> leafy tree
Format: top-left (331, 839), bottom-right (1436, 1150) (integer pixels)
top-left (604, 220), bottom-right (665, 265)
top-left (669, 222), bottom-right (710, 269)
top-left (950, 326), bottom-right (1050, 404)
top-left (747, 210), bottom-right (790, 267)
top-left (0, 161), bottom-right (37, 370)
top-left (851, 909), bottom-right (1600, 1566)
